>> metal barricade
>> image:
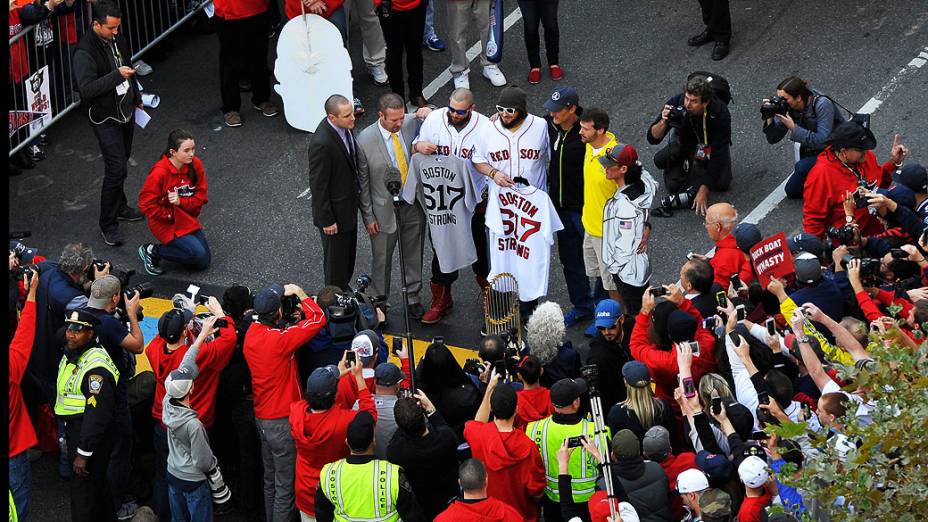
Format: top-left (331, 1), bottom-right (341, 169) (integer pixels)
top-left (8, 0), bottom-right (212, 158)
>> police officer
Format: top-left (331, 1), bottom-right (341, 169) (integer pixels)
top-left (314, 410), bottom-right (424, 522)
top-left (526, 377), bottom-right (610, 522)
top-left (56, 309), bottom-right (120, 521)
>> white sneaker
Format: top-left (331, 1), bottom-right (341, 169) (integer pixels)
top-left (453, 72), bottom-right (470, 90)
top-left (482, 64), bottom-right (507, 87)
top-left (369, 66), bottom-right (388, 86)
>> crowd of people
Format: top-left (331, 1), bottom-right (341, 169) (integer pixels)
top-left (8, 0), bottom-right (928, 521)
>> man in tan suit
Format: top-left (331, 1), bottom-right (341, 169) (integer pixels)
top-left (357, 93), bottom-right (430, 318)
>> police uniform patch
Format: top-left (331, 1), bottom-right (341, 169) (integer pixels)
top-left (88, 374), bottom-right (103, 395)
top-left (87, 396), bottom-right (97, 408)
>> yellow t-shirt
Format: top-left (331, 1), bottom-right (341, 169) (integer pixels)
top-left (581, 132), bottom-right (619, 237)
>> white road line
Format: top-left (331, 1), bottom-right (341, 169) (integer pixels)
top-left (740, 45), bottom-right (928, 227)
top-left (297, 186), bottom-right (312, 199)
top-left (420, 7), bottom-right (523, 101)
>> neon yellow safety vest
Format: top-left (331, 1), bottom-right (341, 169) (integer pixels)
top-left (9, 489), bottom-right (17, 522)
top-left (54, 346), bottom-right (120, 417)
top-left (320, 458), bottom-right (400, 522)
top-left (526, 416), bottom-right (610, 502)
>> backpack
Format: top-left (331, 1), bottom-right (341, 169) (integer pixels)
top-left (688, 71), bottom-right (732, 105)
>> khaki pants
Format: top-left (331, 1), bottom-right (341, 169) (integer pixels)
top-left (447, 0), bottom-right (492, 75)
top-left (582, 233), bottom-right (617, 291)
top-left (345, 0), bottom-right (386, 69)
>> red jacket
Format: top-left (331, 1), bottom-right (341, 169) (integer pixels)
top-left (284, 0), bottom-right (344, 20)
top-left (146, 319), bottom-right (237, 428)
top-left (738, 490), bottom-right (772, 522)
top-left (244, 298), bottom-right (327, 419)
top-left (711, 234), bottom-right (755, 288)
top-left (630, 299), bottom-right (718, 403)
top-left (213, 0), bottom-right (270, 20)
top-left (463, 420), bottom-right (546, 521)
top-left (139, 156), bottom-right (209, 245)
top-left (435, 497), bottom-right (524, 522)
top-left (515, 386), bottom-right (553, 431)
top-left (803, 147), bottom-right (893, 239)
top-left (9, 7), bottom-right (29, 84)
top-left (658, 452), bottom-right (697, 520)
top-left (290, 376), bottom-right (376, 516)
top-left (10, 301), bottom-right (38, 457)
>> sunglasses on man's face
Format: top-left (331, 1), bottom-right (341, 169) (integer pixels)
top-left (495, 105), bottom-right (517, 115)
top-left (447, 106), bottom-right (470, 116)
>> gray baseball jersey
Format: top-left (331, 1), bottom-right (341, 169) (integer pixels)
top-left (402, 153), bottom-right (478, 272)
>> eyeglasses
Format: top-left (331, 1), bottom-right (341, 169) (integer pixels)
top-left (447, 106), bottom-right (470, 116)
top-left (495, 105), bottom-right (517, 115)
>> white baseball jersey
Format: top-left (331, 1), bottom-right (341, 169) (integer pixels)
top-left (402, 153), bottom-right (478, 272)
top-left (414, 107), bottom-right (490, 195)
top-left (472, 113), bottom-right (550, 195)
top-left (486, 185), bottom-right (563, 301)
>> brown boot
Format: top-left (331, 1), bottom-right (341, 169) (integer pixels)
top-left (421, 283), bottom-right (453, 324)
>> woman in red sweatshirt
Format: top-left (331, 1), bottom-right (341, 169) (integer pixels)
top-left (138, 129), bottom-right (210, 275)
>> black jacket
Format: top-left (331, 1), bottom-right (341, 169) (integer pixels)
top-left (386, 410), bottom-right (460, 519)
top-left (586, 326), bottom-right (632, 411)
top-left (73, 31), bottom-right (140, 124)
top-left (308, 118), bottom-right (361, 231)
top-left (545, 109), bottom-right (585, 212)
top-left (610, 460), bottom-right (673, 522)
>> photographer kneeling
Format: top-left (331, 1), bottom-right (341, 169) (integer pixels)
top-left (761, 76), bottom-right (846, 200)
top-left (648, 75), bottom-right (732, 217)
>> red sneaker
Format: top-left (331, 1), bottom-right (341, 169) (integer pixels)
top-left (527, 68), bottom-right (542, 84)
top-left (549, 65), bottom-right (564, 81)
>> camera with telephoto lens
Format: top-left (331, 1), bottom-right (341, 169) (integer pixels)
top-left (840, 254), bottom-right (881, 279)
top-left (666, 105), bottom-right (687, 129)
top-left (659, 187), bottom-right (695, 210)
top-left (463, 358), bottom-right (485, 377)
top-left (760, 96), bottom-right (790, 120)
top-left (206, 466), bottom-right (232, 505)
top-left (826, 225), bottom-right (858, 245)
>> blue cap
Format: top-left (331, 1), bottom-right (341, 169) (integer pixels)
top-left (306, 365), bottom-right (340, 396)
top-left (594, 299), bottom-right (622, 328)
top-left (892, 163), bottom-right (927, 194)
top-left (696, 450), bottom-right (734, 483)
top-left (733, 223), bottom-right (762, 254)
top-left (543, 86), bottom-right (579, 112)
top-left (787, 232), bottom-right (825, 260)
top-left (253, 283), bottom-right (285, 314)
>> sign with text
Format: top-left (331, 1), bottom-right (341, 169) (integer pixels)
top-left (750, 232), bottom-right (795, 287)
top-left (26, 65), bottom-right (52, 137)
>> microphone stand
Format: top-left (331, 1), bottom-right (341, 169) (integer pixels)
top-left (388, 183), bottom-right (417, 391)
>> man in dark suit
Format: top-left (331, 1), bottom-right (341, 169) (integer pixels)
top-left (308, 94), bottom-right (371, 289)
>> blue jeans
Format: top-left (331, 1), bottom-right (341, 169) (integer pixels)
top-left (154, 229), bottom-right (211, 270)
top-left (422, 0), bottom-right (436, 41)
top-left (555, 210), bottom-right (594, 313)
top-left (168, 478), bottom-right (213, 522)
top-left (328, 5), bottom-right (348, 44)
top-left (784, 155), bottom-right (819, 199)
top-left (9, 451), bottom-right (30, 518)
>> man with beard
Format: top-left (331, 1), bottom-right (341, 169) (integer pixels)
top-left (802, 122), bottom-right (907, 239)
top-left (585, 299), bottom-right (631, 411)
top-left (473, 85), bottom-right (550, 193)
top-left (412, 88), bottom-right (492, 323)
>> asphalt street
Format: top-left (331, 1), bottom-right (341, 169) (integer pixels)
top-left (10, 0), bottom-right (928, 520)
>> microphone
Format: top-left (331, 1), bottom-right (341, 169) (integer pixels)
top-left (385, 167), bottom-right (402, 197)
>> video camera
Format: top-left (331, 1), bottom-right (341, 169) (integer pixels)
top-left (760, 96), bottom-right (790, 120)
top-left (666, 105), bottom-right (687, 129)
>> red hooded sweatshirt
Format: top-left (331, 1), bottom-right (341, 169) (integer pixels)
top-left (658, 452), bottom-right (697, 520)
top-left (803, 147), bottom-right (893, 239)
top-left (711, 234), bottom-right (755, 288)
top-left (10, 301), bottom-right (38, 458)
top-left (139, 155), bottom-right (208, 245)
top-left (289, 375), bottom-right (376, 516)
top-left (284, 0), bottom-right (344, 19)
top-left (435, 497), bottom-right (524, 522)
top-left (515, 386), bottom-right (553, 431)
top-left (214, 0), bottom-right (270, 20)
top-left (630, 298), bottom-right (718, 403)
top-left (146, 318), bottom-right (237, 428)
top-left (244, 298), bottom-right (327, 420)
top-left (463, 420), bottom-right (546, 521)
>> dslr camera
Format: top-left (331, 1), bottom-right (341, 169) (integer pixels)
top-left (666, 105), bottom-right (687, 129)
top-left (659, 186), bottom-right (696, 210)
top-left (826, 225), bottom-right (858, 246)
top-left (840, 254), bottom-right (881, 280)
top-left (760, 96), bottom-right (790, 120)
top-left (89, 260), bottom-right (154, 322)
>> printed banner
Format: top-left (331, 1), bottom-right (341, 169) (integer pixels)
top-left (749, 232), bottom-right (795, 288)
top-left (8, 111), bottom-right (43, 138)
top-left (26, 65), bottom-right (52, 137)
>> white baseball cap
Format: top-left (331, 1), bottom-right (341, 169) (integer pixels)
top-left (677, 468), bottom-right (710, 493)
top-left (738, 455), bottom-right (769, 489)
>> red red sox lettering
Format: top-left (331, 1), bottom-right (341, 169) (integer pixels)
top-left (488, 148), bottom-right (541, 162)
top-left (496, 192), bottom-right (541, 260)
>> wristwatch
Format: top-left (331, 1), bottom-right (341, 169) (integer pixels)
top-left (845, 215), bottom-right (854, 223)
top-left (797, 335), bottom-right (811, 344)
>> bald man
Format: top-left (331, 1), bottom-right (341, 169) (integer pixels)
top-left (704, 203), bottom-right (754, 288)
